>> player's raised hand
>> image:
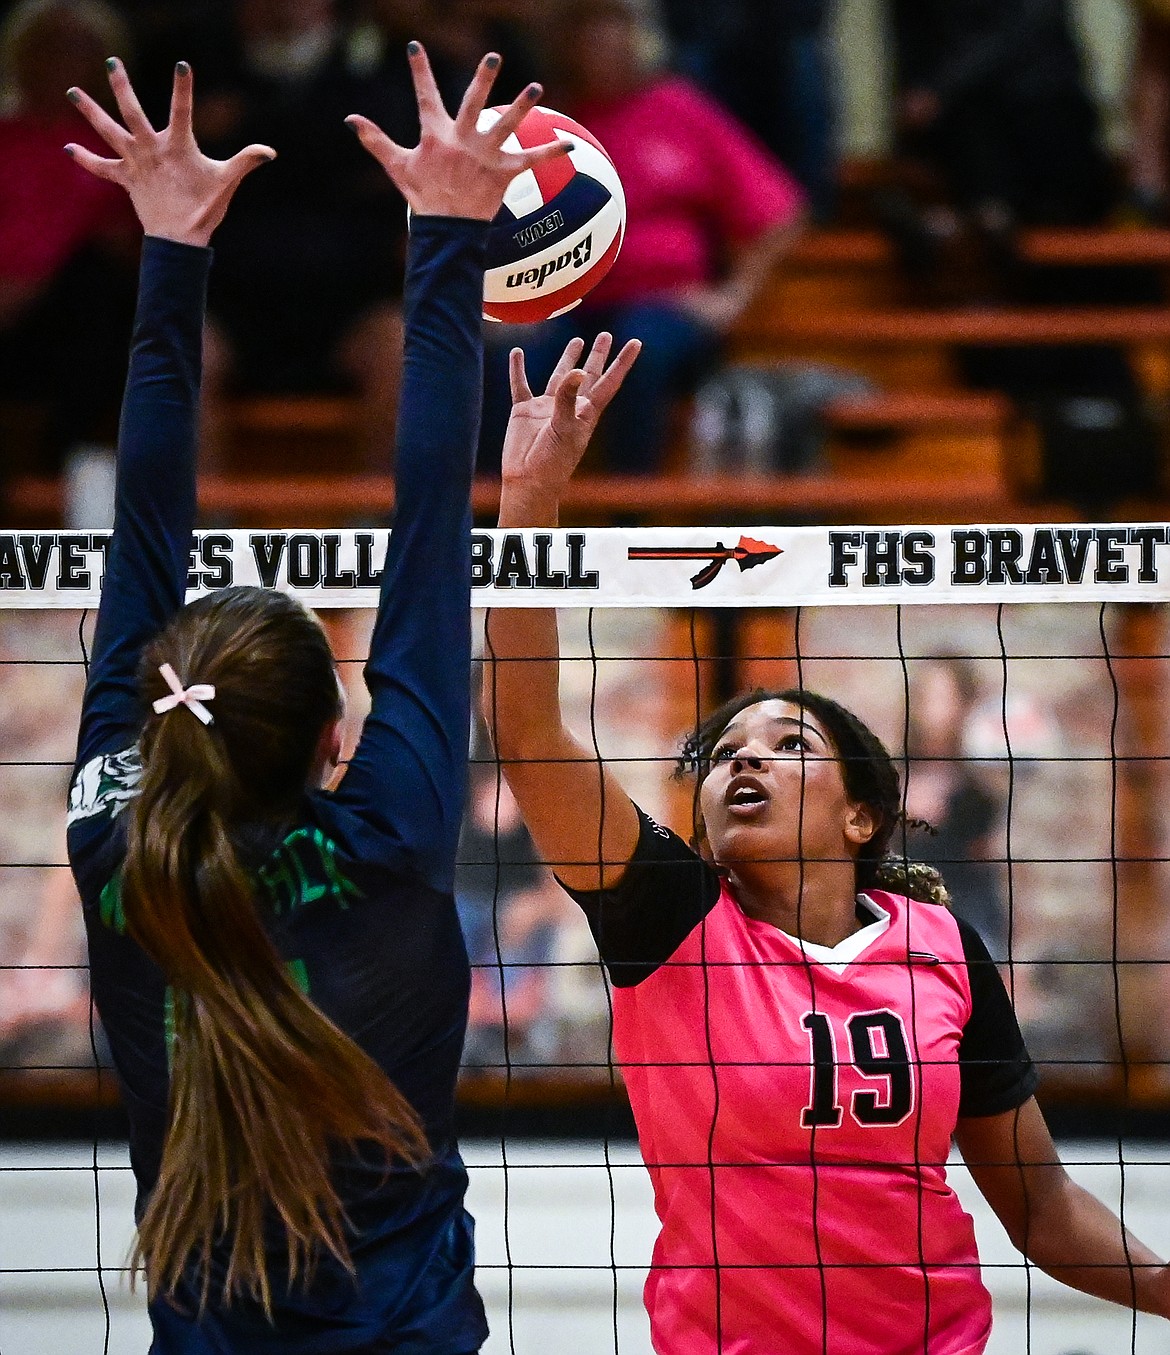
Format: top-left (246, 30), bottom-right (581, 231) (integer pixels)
top-left (346, 43), bottom-right (571, 221)
top-left (65, 59), bottom-right (275, 248)
top-left (500, 334), bottom-right (641, 507)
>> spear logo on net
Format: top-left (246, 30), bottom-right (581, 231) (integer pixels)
top-left (627, 536), bottom-right (783, 590)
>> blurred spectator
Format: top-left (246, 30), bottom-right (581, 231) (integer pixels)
top-left (143, 0), bottom-right (431, 469)
top-left (663, 0), bottom-right (837, 220)
top-left (1130, 0), bottom-right (1170, 221)
top-left (457, 761), bottom-right (569, 1069)
top-left (0, 859), bottom-right (92, 1067)
top-left (880, 0), bottom-right (1157, 495)
top-left (0, 607), bottom-right (94, 1070)
top-left (882, 0), bottom-right (1115, 287)
top-left (368, 0), bottom-right (540, 106)
top-left (480, 0), bottom-right (805, 476)
top-left (0, 0), bottom-right (139, 520)
top-left (902, 655), bottom-right (1009, 961)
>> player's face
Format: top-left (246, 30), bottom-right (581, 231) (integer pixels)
top-left (698, 699), bottom-right (874, 871)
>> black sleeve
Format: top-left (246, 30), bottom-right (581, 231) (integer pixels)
top-left (558, 806), bottom-right (722, 988)
top-left (75, 237), bottom-right (210, 769)
top-left (956, 916), bottom-right (1039, 1118)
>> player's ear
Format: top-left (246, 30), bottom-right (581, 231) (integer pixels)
top-left (310, 716), bottom-right (345, 789)
top-left (844, 800), bottom-right (877, 847)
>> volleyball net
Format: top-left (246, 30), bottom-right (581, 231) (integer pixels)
top-left (3, 522), bottom-right (1170, 1353)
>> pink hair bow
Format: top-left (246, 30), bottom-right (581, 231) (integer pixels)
top-left (152, 662), bottom-right (216, 726)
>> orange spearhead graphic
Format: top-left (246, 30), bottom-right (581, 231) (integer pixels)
top-left (628, 536), bottom-right (783, 589)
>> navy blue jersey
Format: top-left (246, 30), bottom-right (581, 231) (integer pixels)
top-left (66, 221), bottom-right (490, 1354)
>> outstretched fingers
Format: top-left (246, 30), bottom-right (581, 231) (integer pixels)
top-left (345, 114), bottom-right (408, 178)
top-left (581, 332), bottom-right (615, 384)
top-left (66, 85), bottom-right (131, 154)
top-left (552, 369), bottom-right (587, 424)
top-left (483, 78), bottom-right (573, 171)
top-left (63, 54), bottom-right (274, 243)
top-left (509, 347), bottom-right (534, 403)
top-left (588, 339), bottom-right (642, 412)
top-left (510, 137), bottom-right (574, 176)
top-left (105, 58), bottom-right (155, 139)
top-left (454, 52), bottom-right (501, 136)
top-left (64, 142), bottom-right (123, 182)
top-left (168, 61), bottom-right (193, 140)
top-left (544, 337), bottom-right (587, 396)
top-left (223, 142), bottom-right (277, 187)
top-left (406, 42), bottom-right (448, 126)
top-left (487, 81), bottom-right (544, 146)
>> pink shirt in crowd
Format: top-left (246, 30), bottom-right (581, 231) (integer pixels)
top-left (570, 75), bottom-right (805, 310)
top-left (615, 887), bottom-right (994, 1355)
top-left (0, 115), bottom-right (137, 286)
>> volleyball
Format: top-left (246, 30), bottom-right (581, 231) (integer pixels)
top-left (479, 104), bottom-right (626, 323)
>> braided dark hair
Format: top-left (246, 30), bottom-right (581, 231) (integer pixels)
top-left (677, 687), bottom-right (950, 907)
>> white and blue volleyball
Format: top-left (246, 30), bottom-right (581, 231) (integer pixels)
top-left (478, 105), bottom-right (626, 323)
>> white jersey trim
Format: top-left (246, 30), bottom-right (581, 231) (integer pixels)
top-left (772, 893), bottom-right (892, 976)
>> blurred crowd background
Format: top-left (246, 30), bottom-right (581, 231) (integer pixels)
top-left (4, 0), bottom-right (1170, 1107)
top-left (0, 0), bottom-right (1156, 498)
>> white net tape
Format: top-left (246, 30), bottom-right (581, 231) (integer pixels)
top-left (5, 523), bottom-right (1170, 608)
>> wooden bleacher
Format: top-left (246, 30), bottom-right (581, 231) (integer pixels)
top-left (5, 466), bottom-right (1023, 528)
top-left (787, 224), bottom-right (1170, 270)
top-left (7, 223), bottom-right (1170, 528)
top-left (738, 305), bottom-right (1170, 348)
top-left (4, 389), bottom-right (1022, 526)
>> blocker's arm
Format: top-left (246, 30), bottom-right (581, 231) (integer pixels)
top-left (956, 1098), bottom-right (1170, 1317)
top-left (68, 59), bottom-right (273, 766)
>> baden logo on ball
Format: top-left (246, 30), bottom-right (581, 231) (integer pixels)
top-left (479, 104), bottom-right (626, 323)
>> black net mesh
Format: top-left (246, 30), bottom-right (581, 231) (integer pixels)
top-left (2, 589), bottom-right (1169, 1353)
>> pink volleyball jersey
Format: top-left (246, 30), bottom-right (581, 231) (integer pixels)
top-left (563, 808), bottom-right (1037, 1355)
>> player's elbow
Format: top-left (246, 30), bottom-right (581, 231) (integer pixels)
top-left (1002, 1172), bottom-right (1082, 1264)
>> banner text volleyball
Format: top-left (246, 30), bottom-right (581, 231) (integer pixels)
top-left (7, 526), bottom-right (1170, 608)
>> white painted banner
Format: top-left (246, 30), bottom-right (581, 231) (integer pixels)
top-left (3, 524), bottom-right (1170, 608)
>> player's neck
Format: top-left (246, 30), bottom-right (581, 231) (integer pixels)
top-left (728, 860), bottom-right (862, 949)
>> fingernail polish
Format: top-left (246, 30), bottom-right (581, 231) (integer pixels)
top-left (66, 88), bottom-right (80, 103)
top-left (407, 40), bottom-right (421, 56)
top-left (105, 57), bottom-right (117, 71)
top-left (527, 83), bottom-right (541, 99)
top-left (176, 60), bottom-right (190, 76)
top-left (345, 119), bottom-right (359, 133)
top-left (64, 145), bottom-right (75, 157)
top-left (485, 54), bottom-right (500, 70)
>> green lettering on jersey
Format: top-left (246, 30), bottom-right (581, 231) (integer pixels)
top-left (99, 873), bottom-right (127, 934)
top-left (287, 957), bottom-right (310, 995)
top-left (100, 830), bottom-right (360, 930)
top-left (258, 827), bottom-right (362, 915)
